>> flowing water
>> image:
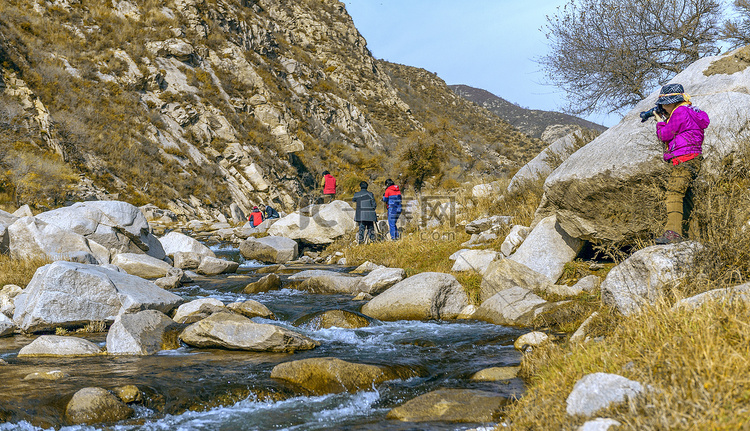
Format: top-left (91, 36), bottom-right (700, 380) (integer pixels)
top-left (0, 246), bottom-right (525, 430)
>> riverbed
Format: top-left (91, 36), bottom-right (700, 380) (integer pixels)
top-left (0, 246), bottom-right (525, 430)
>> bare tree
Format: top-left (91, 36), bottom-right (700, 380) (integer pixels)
top-left (539, 0), bottom-right (723, 115)
top-left (722, 0), bottom-right (750, 49)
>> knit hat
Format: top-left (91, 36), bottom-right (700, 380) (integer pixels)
top-left (656, 83), bottom-right (686, 105)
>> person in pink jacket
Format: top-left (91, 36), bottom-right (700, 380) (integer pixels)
top-left (652, 83), bottom-right (710, 244)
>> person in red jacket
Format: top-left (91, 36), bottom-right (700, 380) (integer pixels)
top-left (382, 178), bottom-right (402, 240)
top-left (249, 206), bottom-right (264, 227)
top-left (321, 170), bottom-right (336, 203)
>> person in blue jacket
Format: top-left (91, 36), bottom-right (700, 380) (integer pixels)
top-left (382, 178), bottom-right (402, 240)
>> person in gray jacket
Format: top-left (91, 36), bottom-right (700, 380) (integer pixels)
top-left (352, 181), bottom-right (377, 244)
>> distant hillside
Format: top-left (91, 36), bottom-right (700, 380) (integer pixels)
top-left (449, 85), bottom-right (607, 140)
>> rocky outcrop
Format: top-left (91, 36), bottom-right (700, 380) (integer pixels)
top-left (65, 387), bottom-right (134, 425)
top-left (239, 236), bottom-right (298, 264)
top-left (601, 242), bottom-right (700, 315)
top-left (270, 357), bottom-right (410, 395)
top-left (387, 388), bottom-right (509, 423)
top-left (449, 249), bottom-right (501, 273)
top-left (34, 201), bottom-right (165, 259)
top-left (7, 216), bottom-right (105, 264)
top-left (179, 312), bottom-right (318, 352)
top-left (106, 310), bottom-right (180, 355)
top-left (18, 335), bottom-right (101, 356)
top-left (539, 47), bottom-right (750, 242)
top-left (480, 259), bottom-right (553, 303)
top-left (13, 261), bottom-right (183, 332)
top-left (474, 286), bottom-right (566, 327)
top-left (360, 272), bottom-right (467, 321)
top-left (267, 201), bottom-right (356, 245)
top-left (160, 232), bottom-right (215, 258)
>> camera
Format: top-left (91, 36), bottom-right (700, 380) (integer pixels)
top-left (639, 105), bottom-right (668, 122)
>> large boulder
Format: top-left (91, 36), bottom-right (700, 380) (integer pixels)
top-left (480, 259), bottom-right (554, 303)
top-left (35, 201), bottom-right (165, 259)
top-left (449, 249), bottom-right (501, 273)
top-left (226, 300), bottom-right (276, 319)
top-left (159, 231), bottom-right (215, 258)
top-left (239, 236), bottom-right (298, 264)
top-left (106, 310), bottom-right (180, 355)
top-left (354, 267), bottom-right (406, 295)
top-left (65, 387), bottom-right (134, 425)
top-left (18, 335), bottom-right (101, 356)
top-left (509, 215), bottom-right (583, 282)
top-left (266, 200), bottom-right (356, 245)
top-left (360, 272), bottom-right (468, 321)
top-left (179, 312), bottom-right (318, 352)
top-left (386, 389), bottom-right (509, 423)
top-left (538, 47), bottom-right (750, 242)
top-left (243, 274), bottom-right (282, 294)
top-left (601, 242), bottom-right (700, 315)
top-left (111, 253), bottom-right (172, 279)
top-left (7, 216), bottom-right (105, 264)
top-left (474, 286), bottom-right (563, 327)
top-left (501, 225), bottom-right (530, 257)
top-left (0, 210), bottom-right (18, 254)
top-left (508, 128), bottom-right (589, 193)
top-left (295, 273), bottom-right (362, 294)
top-left (196, 256), bottom-right (239, 275)
top-left (270, 357), bottom-right (411, 395)
top-left (13, 261), bottom-right (183, 333)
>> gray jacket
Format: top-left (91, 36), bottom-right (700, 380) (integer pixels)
top-left (352, 189), bottom-right (377, 222)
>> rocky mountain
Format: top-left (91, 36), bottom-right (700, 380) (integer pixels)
top-left (449, 84), bottom-right (608, 141)
top-left (0, 0), bottom-right (543, 220)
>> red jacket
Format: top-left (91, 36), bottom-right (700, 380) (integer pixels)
top-left (323, 174), bottom-right (336, 194)
top-left (249, 210), bottom-right (264, 227)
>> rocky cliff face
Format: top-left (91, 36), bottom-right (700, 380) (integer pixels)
top-left (0, 0), bottom-right (541, 219)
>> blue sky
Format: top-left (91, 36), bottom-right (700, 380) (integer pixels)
top-left (344, 0), bottom-right (620, 127)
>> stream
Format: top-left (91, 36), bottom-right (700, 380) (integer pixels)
top-left (0, 246), bottom-right (525, 430)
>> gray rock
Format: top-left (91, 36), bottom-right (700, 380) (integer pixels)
top-left (296, 273), bottom-right (362, 294)
top-left (18, 335), bottom-right (101, 356)
top-left (514, 331), bottom-right (549, 350)
top-left (12, 204), bottom-right (33, 217)
top-left (578, 418), bottom-right (622, 431)
top-left (474, 286), bottom-right (555, 327)
top-left (13, 261), bottom-right (183, 333)
top-left (35, 201), bottom-right (165, 259)
top-left (351, 261), bottom-right (385, 273)
top-left (65, 387), bottom-right (134, 425)
top-left (0, 284), bottom-right (23, 318)
top-left (179, 312), bottom-right (318, 352)
top-left (465, 215), bottom-right (513, 234)
top-left (539, 48), bottom-right (750, 242)
top-left (226, 300), bottom-right (276, 319)
top-left (159, 231), bottom-right (215, 258)
top-left (196, 256), bottom-right (239, 275)
top-left (172, 298), bottom-right (225, 324)
top-left (354, 267), bottom-right (406, 295)
top-left (574, 275), bottom-right (602, 294)
top-left (509, 215), bottom-right (583, 283)
top-left (480, 259), bottom-right (553, 303)
top-left (449, 249), bottom-right (501, 273)
top-left (566, 373), bottom-right (644, 417)
top-left (111, 252), bottom-right (172, 279)
top-left (601, 242), bottom-right (700, 315)
top-left (500, 225), bottom-right (530, 257)
top-left (172, 251), bottom-right (204, 269)
top-left (570, 311), bottom-right (600, 344)
top-left (0, 313), bottom-right (15, 337)
top-left (106, 310), bottom-right (179, 355)
top-left (266, 200), bottom-right (356, 245)
top-left (243, 274), bottom-right (282, 294)
top-left (470, 366), bottom-right (521, 381)
top-left (239, 236), bottom-right (298, 263)
top-left (8, 216), bottom-right (103, 264)
top-left (508, 128), bottom-right (588, 193)
top-left (387, 388), bottom-right (509, 423)
top-left (672, 282), bottom-right (750, 311)
top-left (361, 272), bottom-right (468, 321)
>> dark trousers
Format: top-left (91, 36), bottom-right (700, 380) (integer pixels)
top-left (357, 221), bottom-right (375, 244)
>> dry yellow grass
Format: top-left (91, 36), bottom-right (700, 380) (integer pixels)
top-left (504, 300), bottom-right (750, 430)
top-left (0, 255), bottom-right (49, 287)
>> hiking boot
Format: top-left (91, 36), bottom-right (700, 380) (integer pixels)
top-left (654, 230), bottom-right (683, 244)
